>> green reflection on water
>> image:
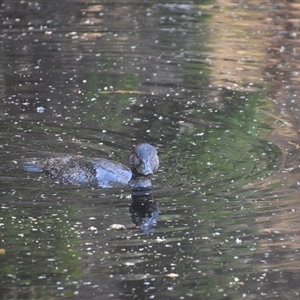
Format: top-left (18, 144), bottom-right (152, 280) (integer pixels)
top-left (0, 204), bottom-right (82, 298)
top-left (166, 90), bottom-right (282, 194)
top-left (157, 90), bottom-right (282, 298)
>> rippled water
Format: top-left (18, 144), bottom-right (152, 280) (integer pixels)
top-left (1, 1), bottom-right (300, 299)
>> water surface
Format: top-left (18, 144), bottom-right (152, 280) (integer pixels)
top-left (1, 1), bottom-right (300, 299)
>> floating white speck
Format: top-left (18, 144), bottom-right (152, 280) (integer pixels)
top-left (37, 106), bottom-right (44, 113)
top-left (156, 237), bottom-right (166, 242)
top-left (88, 226), bottom-right (97, 231)
top-left (84, 19), bottom-right (92, 25)
top-left (166, 273), bottom-right (179, 278)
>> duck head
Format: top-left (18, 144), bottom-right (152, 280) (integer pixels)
top-left (130, 143), bottom-right (159, 176)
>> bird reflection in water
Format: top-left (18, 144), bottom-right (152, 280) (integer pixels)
top-left (129, 189), bottom-right (159, 234)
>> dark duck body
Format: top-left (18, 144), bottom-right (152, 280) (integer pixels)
top-left (18, 143), bottom-right (159, 189)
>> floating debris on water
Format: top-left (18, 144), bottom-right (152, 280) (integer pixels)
top-left (109, 224), bottom-right (126, 230)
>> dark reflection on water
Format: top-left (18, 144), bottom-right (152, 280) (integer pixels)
top-left (1, 0), bottom-right (299, 299)
top-left (130, 190), bottom-right (159, 234)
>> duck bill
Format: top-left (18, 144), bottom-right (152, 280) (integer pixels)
top-left (141, 161), bottom-right (153, 176)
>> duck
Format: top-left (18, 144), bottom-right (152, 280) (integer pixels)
top-left (17, 143), bottom-right (159, 189)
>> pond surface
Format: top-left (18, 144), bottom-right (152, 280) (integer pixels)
top-left (1, 1), bottom-right (300, 299)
